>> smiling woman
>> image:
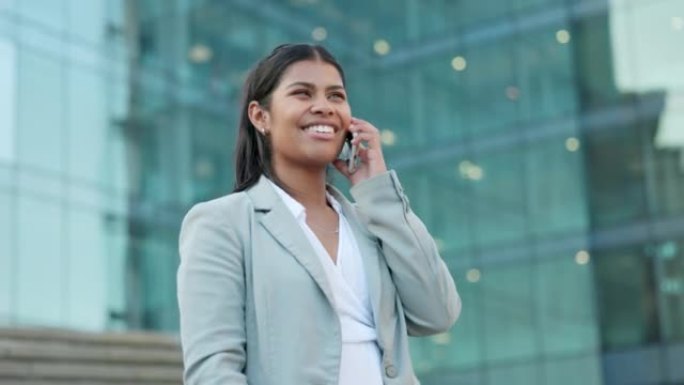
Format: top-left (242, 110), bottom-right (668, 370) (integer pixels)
top-left (176, 43), bottom-right (461, 385)
top-left (247, 58), bottom-right (352, 176)
top-left (232, 44), bottom-right (351, 192)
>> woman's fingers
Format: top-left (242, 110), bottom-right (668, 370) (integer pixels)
top-left (351, 132), bottom-right (377, 147)
top-left (338, 116), bottom-right (388, 184)
top-left (350, 118), bottom-right (376, 133)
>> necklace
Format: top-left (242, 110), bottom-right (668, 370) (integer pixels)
top-left (307, 218), bottom-right (339, 234)
top-left (307, 205), bottom-right (339, 234)
top-left (311, 224), bottom-right (339, 234)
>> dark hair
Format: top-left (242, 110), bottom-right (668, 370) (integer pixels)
top-left (232, 43), bottom-right (346, 192)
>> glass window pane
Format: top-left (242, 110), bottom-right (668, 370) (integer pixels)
top-left (527, 134), bottom-right (588, 237)
top-left (446, 281), bottom-right (482, 368)
top-left (17, 48), bottom-right (65, 173)
top-left (0, 37), bottom-right (16, 163)
top-left (595, 246), bottom-right (660, 350)
top-left (657, 240), bottom-right (684, 342)
top-left (190, 110), bottom-right (233, 203)
top-left (0, 0), bottom-right (15, 13)
top-left (16, 195), bottom-right (64, 325)
top-left (584, 124), bottom-right (648, 228)
top-left (0, 162), bottom-right (12, 190)
top-left (18, 0), bottom-right (66, 31)
top-left (67, 66), bottom-right (107, 184)
top-left (538, 256), bottom-right (600, 355)
top-left (411, 275), bottom-right (482, 375)
top-left (543, 355), bottom-right (602, 385)
top-left (486, 361), bottom-right (540, 385)
top-left (422, 170), bottom-right (473, 253)
top-left (473, 150), bottom-right (527, 247)
top-left (650, 132), bottom-right (684, 217)
top-left (136, 232), bottom-right (179, 331)
top-left (105, 84), bottom-right (130, 195)
top-left (66, 0), bottom-right (105, 45)
top-left (466, 41), bottom-right (516, 138)
top-left (574, 14), bottom-right (624, 109)
top-left (17, 167), bottom-right (62, 201)
top-left (482, 261), bottom-right (537, 362)
top-left (66, 208), bottom-right (107, 330)
top-left (104, 214), bottom-right (127, 330)
top-left (460, 1), bottom-right (512, 29)
top-left (515, 25), bottom-right (578, 122)
top-left (0, 191), bottom-right (13, 324)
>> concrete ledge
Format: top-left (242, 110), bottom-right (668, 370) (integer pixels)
top-left (0, 382), bottom-right (176, 385)
top-left (0, 361), bottom-right (182, 381)
top-left (0, 328), bottom-right (179, 348)
top-left (0, 339), bottom-right (182, 364)
top-left (0, 328), bottom-right (183, 384)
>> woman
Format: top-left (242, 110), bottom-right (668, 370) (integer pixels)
top-left (177, 43), bottom-right (461, 385)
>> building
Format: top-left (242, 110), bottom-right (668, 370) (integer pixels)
top-left (0, 0), bottom-right (682, 384)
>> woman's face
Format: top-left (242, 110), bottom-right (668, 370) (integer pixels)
top-left (259, 59), bottom-right (351, 170)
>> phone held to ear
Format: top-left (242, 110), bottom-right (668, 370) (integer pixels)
top-left (337, 132), bottom-right (359, 174)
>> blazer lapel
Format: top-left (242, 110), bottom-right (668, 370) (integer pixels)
top-left (327, 185), bottom-right (383, 334)
top-left (246, 176), bottom-right (335, 308)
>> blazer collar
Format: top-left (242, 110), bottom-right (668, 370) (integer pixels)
top-left (246, 174), bottom-right (281, 212)
top-left (245, 175), bottom-right (335, 307)
top-left (244, 175), bottom-right (382, 329)
top-left (326, 184), bottom-right (383, 334)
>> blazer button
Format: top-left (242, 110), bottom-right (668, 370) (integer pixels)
top-left (385, 365), bottom-right (397, 378)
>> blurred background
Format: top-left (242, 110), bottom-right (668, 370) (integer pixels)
top-left (0, 0), bottom-right (683, 384)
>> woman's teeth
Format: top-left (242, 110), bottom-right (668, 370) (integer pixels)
top-left (305, 125), bottom-right (334, 134)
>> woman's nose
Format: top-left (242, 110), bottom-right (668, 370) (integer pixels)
top-left (310, 97), bottom-right (334, 115)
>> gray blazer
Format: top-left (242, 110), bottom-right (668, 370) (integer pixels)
top-left (177, 170), bottom-right (461, 385)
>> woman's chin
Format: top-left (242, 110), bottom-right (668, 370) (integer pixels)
top-left (302, 154), bottom-right (339, 170)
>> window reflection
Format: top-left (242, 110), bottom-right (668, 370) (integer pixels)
top-left (655, 240), bottom-right (684, 342)
top-left (595, 247), bottom-right (660, 350)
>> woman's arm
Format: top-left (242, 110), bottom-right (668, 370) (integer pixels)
top-left (177, 199), bottom-right (248, 384)
top-left (334, 117), bottom-right (461, 336)
top-left (350, 170), bottom-right (462, 336)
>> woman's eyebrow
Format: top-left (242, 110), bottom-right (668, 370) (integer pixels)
top-left (285, 81), bottom-right (345, 91)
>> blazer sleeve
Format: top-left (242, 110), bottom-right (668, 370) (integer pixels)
top-left (177, 200), bottom-right (248, 384)
top-left (350, 170), bottom-right (462, 336)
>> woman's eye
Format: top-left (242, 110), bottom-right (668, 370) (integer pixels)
top-left (293, 90), bottom-right (311, 97)
top-left (329, 93), bottom-right (346, 101)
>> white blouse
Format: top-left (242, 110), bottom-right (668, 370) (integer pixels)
top-left (268, 180), bottom-right (383, 385)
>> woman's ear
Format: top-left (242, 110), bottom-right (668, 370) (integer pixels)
top-left (248, 101), bottom-right (269, 134)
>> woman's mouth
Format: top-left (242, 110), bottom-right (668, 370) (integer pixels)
top-left (304, 124), bottom-right (335, 134)
top-left (302, 124), bottom-right (338, 140)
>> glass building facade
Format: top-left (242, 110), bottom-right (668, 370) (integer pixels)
top-left (1, 0), bottom-right (683, 384)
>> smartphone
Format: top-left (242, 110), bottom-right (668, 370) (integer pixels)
top-left (347, 133), bottom-right (359, 173)
top-left (338, 132), bottom-right (359, 174)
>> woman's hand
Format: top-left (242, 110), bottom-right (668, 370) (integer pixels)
top-left (333, 117), bottom-right (387, 186)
